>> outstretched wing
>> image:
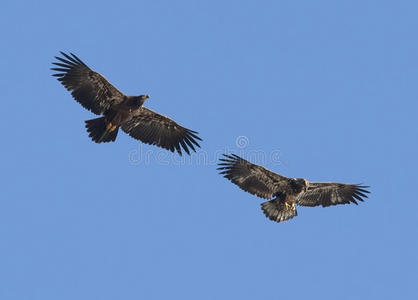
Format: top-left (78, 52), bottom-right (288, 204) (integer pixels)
top-left (296, 182), bottom-right (369, 207)
top-left (51, 52), bottom-right (125, 115)
top-left (121, 107), bottom-right (202, 156)
top-left (217, 154), bottom-right (290, 199)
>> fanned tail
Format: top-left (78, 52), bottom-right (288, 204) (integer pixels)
top-left (85, 117), bottom-right (118, 143)
top-left (261, 199), bottom-right (298, 223)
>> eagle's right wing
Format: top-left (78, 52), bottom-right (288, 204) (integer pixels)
top-left (51, 52), bottom-right (125, 115)
top-left (217, 154), bottom-right (289, 199)
top-left (121, 107), bottom-right (202, 156)
top-left (296, 182), bottom-right (369, 207)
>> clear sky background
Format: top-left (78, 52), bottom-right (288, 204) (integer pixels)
top-left (1, 0), bottom-right (417, 299)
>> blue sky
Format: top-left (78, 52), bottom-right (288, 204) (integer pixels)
top-left (1, 0), bottom-right (417, 299)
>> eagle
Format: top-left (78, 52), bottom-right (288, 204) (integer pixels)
top-left (51, 52), bottom-right (201, 155)
top-left (217, 154), bottom-right (370, 223)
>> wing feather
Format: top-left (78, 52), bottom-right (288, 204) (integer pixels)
top-left (217, 154), bottom-right (290, 199)
top-left (51, 51), bottom-right (125, 115)
top-left (121, 107), bottom-right (202, 156)
top-left (296, 182), bottom-right (370, 207)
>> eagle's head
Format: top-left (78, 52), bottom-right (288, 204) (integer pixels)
top-left (132, 94), bottom-right (149, 107)
top-left (139, 94), bottom-right (149, 104)
top-left (294, 178), bottom-right (309, 192)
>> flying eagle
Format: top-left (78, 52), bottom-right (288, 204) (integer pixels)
top-left (217, 154), bottom-right (369, 223)
top-left (51, 52), bottom-right (201, 155)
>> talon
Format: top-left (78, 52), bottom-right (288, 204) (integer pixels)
top-left (284, 202), bottom-right (296, 210)
top-left (106, 122), bottom-right (113, 130)
top-left (111, 125), bottom-right (117, 131)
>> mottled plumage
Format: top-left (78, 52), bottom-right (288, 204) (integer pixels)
top-left (218, 154), bottom-right (369, 223)
top-left (51, 52), bottom-right (201, 155)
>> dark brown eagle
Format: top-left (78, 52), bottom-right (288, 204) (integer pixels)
top-left (51, 52), bottom-right (201, 155)
top-left (218, 154), bottom-right (370, 223)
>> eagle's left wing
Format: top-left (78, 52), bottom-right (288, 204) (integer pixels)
top-left (51, 52), bottom-right (125, 115)
top-left (121, 107), bottom-right (201, 156)
top-left (217, 154), bottom-right (290, 199)
top-left (296, 182), bottom-right (369, 207)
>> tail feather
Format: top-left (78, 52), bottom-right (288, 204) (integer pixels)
top-left (261, 199), bottom-right (297, 223)
top-left (85, 117), bottom-right (118, 143)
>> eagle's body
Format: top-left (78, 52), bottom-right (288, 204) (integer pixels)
top-left (102, 96), bottom-right (147, 130)
top-left (218, 154), bottom-right (369, 223)
top-left (105, 96), bottom-right (147, 127)
top-left (52, 52), bottom-right (201, 155)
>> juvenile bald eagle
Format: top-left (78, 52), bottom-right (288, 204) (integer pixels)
top-left (217, 154), bottom-right (369, 223)
top-left (51, 52), bottom-right (201, 155)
